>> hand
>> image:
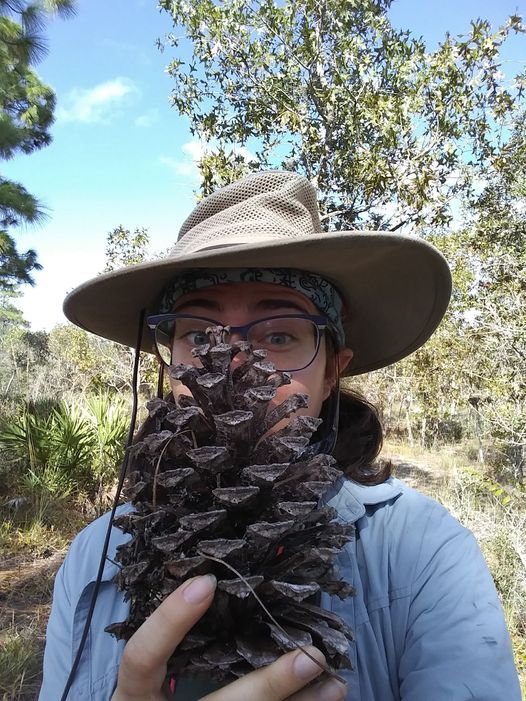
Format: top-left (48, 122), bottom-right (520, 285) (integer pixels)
top-left (111, 574), bottom-right (347, 701)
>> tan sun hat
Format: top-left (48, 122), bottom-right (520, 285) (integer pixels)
top-left (63, 170), bottom-right (451, 376)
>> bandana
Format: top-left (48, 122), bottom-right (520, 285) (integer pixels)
top-left (158, 268), bottom-right (346, 346)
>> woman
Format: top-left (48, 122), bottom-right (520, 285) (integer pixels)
top-left (40, 171), bottom-right (520, 700)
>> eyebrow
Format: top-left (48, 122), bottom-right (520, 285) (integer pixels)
top-left (173, 297), bottom-right (312, 314)
top-left (256, 298), bottom-right (311, 313)
top-left (174, 298), bottom-right (220, 313)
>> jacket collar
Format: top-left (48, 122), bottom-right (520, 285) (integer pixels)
top-left (320, 476), bottom-right (404, 524)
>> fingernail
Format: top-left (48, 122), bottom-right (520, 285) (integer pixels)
top-left (182, 574), bottom-right (216, 603)
top-left (293, 647), bottom-right (325, 679)
top-left (318, 679), bottom-right (347, 701)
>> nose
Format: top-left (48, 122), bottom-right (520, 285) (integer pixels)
top-left (229, 352), bottom-right (246, 370)
top-left (230, 345), bottom-right (249, 371)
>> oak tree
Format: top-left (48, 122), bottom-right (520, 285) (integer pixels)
top-left (158, 0), bottom-right (524, 230)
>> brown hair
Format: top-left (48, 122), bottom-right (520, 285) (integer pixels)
top-left (333, 388), bottom-right (391, 485)
top-left (322, 329), bottom-right (390, 486)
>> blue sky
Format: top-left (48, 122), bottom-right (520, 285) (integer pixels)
top-left (5, 0), bottom-right (525, 330)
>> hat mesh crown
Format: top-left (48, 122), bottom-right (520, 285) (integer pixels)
top-left (173, 171), bottom-right (323, 255)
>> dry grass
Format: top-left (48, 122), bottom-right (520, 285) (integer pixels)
top-left (0, 551), bottom-right (61, 699)
top-left (0, 621), bottom-right (44, 700)
top-left (0, 574), bottom-right (55, 700)
top-left (383, 439), bottom-right (526, 696)
top-left (0, 504), bottom-right (76, 699)
top-left (0, 520), bottom-right (69, 559)
top-left (434, 469), bottom-right (526, 694)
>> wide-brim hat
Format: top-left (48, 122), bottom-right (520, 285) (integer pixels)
top-left (64, 171), bottom-right (451, 376)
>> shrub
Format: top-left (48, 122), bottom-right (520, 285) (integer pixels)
top-left (0, 394), bottom-right (129, 510)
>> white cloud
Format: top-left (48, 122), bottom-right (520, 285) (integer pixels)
top-left (159, 154), bottom-right (199, 178)
top-left (134, 108), bottom-right (159, 128)
top-left (158, 141), bottom-right (209, 180)
top-left (182, 140), bottom-right (208, 161)
top-left (159, 140), bottom-right (257, 180)
top-left (57, 77), bottom-right (140, 124)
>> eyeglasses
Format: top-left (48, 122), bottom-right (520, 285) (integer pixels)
top-left (147, 313), bottom-right (329, 372)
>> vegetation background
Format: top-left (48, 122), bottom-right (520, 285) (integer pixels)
top-left (0, 0), bottom-right (524, 697)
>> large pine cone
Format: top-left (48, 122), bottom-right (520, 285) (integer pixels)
top-left (107, 328), bottom-right (354, 681)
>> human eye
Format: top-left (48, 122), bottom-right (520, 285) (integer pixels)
top-left (266, 331), bottom-right (293, 346)
top-left (250, 320), bottom-right (299, 350)
top-left (173, 319), bottom-right (210, 347)
top-left (187, 330), bottom-right (209, 346)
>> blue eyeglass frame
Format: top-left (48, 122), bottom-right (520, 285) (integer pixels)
top-left (146, 312), bottom-right (330, 372)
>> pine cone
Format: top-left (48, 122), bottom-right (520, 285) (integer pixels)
top-left (107, 327), bottom-right (355, 681)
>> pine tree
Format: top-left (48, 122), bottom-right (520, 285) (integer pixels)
top-left (0, 0), bottom-right (76, 289)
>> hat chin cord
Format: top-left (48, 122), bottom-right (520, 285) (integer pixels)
top-left (59, 310), bottom-right (145, 701)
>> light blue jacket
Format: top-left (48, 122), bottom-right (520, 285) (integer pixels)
top-left (39, 477), bottom-right (521, 700)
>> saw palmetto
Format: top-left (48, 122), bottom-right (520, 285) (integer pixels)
top-left (107, 327), bottom-right (354, 682)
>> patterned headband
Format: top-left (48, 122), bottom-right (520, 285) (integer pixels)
top-left (158, 268), bottom-right (346, 346)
